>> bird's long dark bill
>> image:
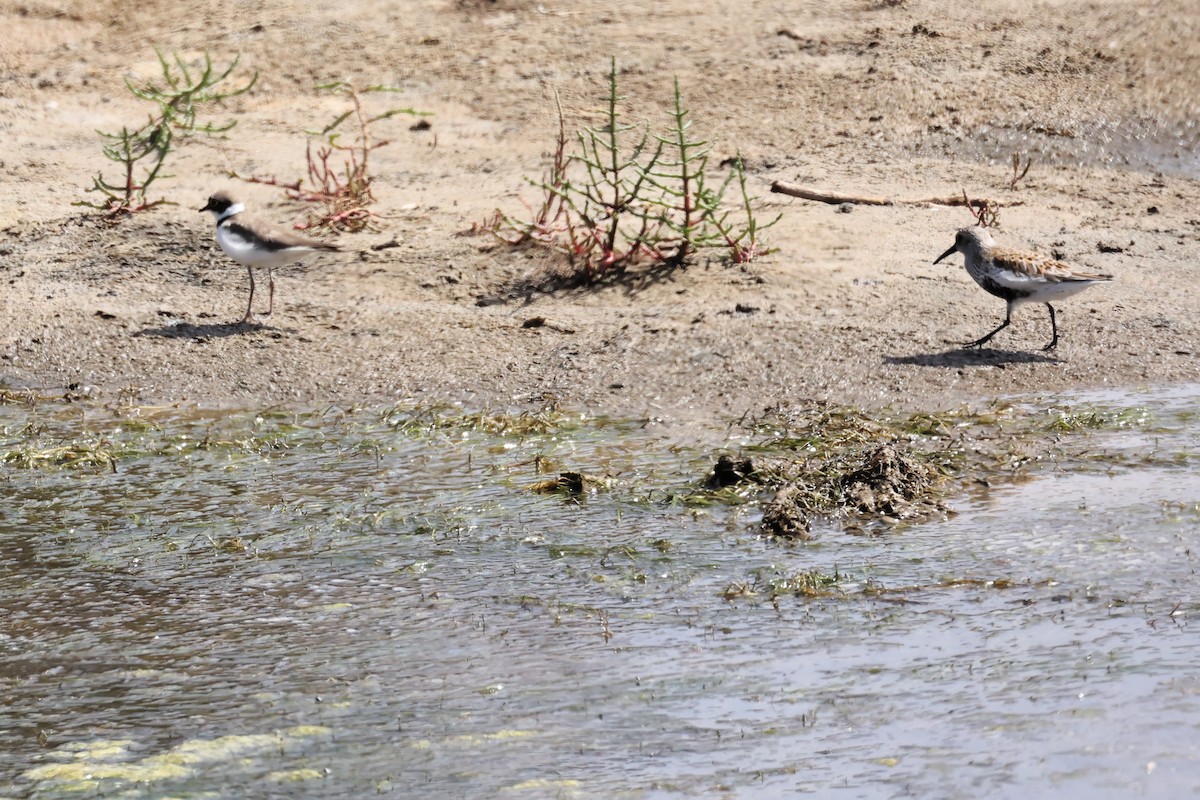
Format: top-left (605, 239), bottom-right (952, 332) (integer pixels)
top-left (933, 244), bottom-right (958, 265)
top-left (198, 200), bottom-right (214, 213)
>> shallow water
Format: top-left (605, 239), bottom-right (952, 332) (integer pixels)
top-left (922, 115), bottom-right (1200, 180)
top-left (0, 388), bottom-right (1197, 798)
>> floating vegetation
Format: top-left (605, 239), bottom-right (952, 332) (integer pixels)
top-left (686, 404), bottom-right (967, 537)
top-left (0, 387), bottom-right (56, 406)
top-left (743, 402), bottom-right (888, 452)
top-left (721, 565), bottom-right (1063, 605)
top-left (1, 441), bottom-right (121, 472)
top-left (760, 483), bottom-right (815, 539)
top-left (747, 443), bottom-right (950, 539)
top-left (839, 445), bottom-right (944, 517)
top-left (684, 396), bottom-right (1168, 539)
top-left (1041, 404), bottom-right (1153, 433)
top-left (25, 727), bottom-right (331, 790)
top-left (723, 567), bottom-right (848, 601)
top-left (381, 402), bottom-right (577, 439)
top-left (763, 567), bottom-right (846, 598)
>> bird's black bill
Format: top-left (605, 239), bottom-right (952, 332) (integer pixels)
top-left (932, 244), bottom-right (958, 265)
top-left (198, 199), bottom-right (215, 213)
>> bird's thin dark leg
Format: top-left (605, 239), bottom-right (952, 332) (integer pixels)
top-left (263, 267), bottom-right (275, 318)
top-left (241, 267), bottom-right (256, 324)
top-left (1043, 303), bottom-right (1059, 351)
top-left (966, 303), bottom-right (1013, 349)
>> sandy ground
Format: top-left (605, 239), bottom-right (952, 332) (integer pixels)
top-left (2, 0), bottom-right (1199, 421)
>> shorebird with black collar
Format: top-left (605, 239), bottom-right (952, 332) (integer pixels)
top-left (200, 191), bottom-right (339, 324)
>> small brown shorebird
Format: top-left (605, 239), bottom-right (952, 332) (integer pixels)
top-left (200, 191), bottom-right (340, 324)
top-left (933, 226), bottom-right (1112, 351)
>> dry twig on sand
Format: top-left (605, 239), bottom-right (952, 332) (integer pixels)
top-left (769, 181), bottom-right (1021, 209)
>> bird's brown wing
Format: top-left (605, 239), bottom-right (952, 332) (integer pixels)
top-left (231, 212), bottom-right (340, 252)
top-left (991, 247), bottom-right (1111, 283)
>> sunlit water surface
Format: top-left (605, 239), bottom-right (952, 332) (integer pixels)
top-left (1, 386), bottom-right (1197, 799)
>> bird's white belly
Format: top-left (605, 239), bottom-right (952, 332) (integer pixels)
top-left (980, 264), bottom-right (1104, 305)
top-left (1011, 278), bottom-right (1102, 305)
top-left (216, 226), bottom-right (314, 268)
